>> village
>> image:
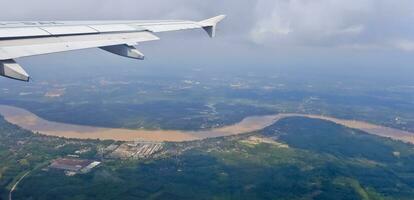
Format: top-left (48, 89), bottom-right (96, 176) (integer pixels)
top-left (46, 140), bottom-right (165, 176)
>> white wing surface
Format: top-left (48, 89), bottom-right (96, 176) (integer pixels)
top-left (0, 15), bottom-right (226, 81)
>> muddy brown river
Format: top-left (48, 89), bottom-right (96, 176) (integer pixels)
top-left (0, 105), bottom-right (413, 143)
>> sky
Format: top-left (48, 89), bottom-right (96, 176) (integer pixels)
top-left (1, 0), bottom-right (414, 83)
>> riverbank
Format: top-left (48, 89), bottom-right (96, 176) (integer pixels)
top-left (0, 105), bottom-right (413, 143)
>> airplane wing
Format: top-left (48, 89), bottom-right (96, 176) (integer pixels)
top-left (0, 15), bottom-right (226, 81)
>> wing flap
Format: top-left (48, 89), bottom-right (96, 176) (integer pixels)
top-left (0, 27), bottom-right (51, 38)
top-left (41, 26), bottom-right (99, 35)
top-left (0, 32), bottom-right (159, 60)
top-left (142, 23), bottom-right (202, 32)
top-left (88, 24), bottom-right (136, 32)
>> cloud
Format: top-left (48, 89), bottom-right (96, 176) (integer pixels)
top-left (392, 40), bottom-right (414, 52)
top-left (249, 0), bottom-right (414, 50)
top-left (334, 25), bottom-right (365, 36)
top-left (250, 0), bottom-right (371, 45)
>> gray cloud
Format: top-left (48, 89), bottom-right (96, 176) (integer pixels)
top-left (251, 0), bottom-right (414, 51)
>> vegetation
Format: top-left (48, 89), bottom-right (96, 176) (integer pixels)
top-left (0, 100), bottom-right (272, 131)
top-left (0, 117), bottom-right (413, 199)
top-left (0, 116), bottom-right (105, 200)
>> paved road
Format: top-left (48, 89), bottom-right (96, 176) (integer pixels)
top-left (9, 171), bottom-right (30, 200)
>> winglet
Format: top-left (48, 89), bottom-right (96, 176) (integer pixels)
top-left (199, 15), bottom-right (226, 38)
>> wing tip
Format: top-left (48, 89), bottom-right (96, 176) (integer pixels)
top-left (199, 15), bottom-right (226, 38)
top-left (199, 15), bottom-right (226, 26)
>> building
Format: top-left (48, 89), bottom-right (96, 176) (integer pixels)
top-left (49, 158), bottom-right (101, 175)
top-left (109, 141), bottom-right (163, 159)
